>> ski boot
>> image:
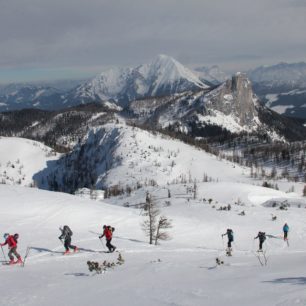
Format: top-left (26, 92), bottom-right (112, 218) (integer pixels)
top-left (15, 257), bottom-right (23, 264)
top-left (64, 250), bottom-right (70, 255)
top-left (9, 259), bottom-right (15, 265)
top-left (74, 247), bottom-right (78, 253)
top-left (226, 247), bottom-right (232, 256)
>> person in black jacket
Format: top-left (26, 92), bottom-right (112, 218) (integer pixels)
top-left (222, 229), bottom-right (234, 256)
top-left (59, 225), bottom-right (78, 255)
top-left (254, 231), bottom-right (266, 251)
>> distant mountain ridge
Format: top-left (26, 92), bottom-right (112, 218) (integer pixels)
top-left (195, 65), bottom-right (229, 85)
top-left (248, 62), bottom-right (306, 86)
top-left (1, 57), bottom-right (306, 121)
top-left (0, 55), bottom-right (209, 111)
top-left (248, 62), bottom-right (306, 119)
top-left (1, 73), bottom-right (306, 144)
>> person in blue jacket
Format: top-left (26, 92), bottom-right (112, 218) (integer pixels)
top-left (283, 223), bottom-right (289, 241)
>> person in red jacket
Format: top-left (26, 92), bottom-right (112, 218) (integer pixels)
top-left (99, 225), bottom-right (116, 252)
top-left (1, 233), bottom-right (22, 265)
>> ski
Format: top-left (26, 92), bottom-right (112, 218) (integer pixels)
top-left (253, 250), bottom-right (267, 266)
top-left (253, 251), bottom-right (263, 266)
top-left (262, 250), bottom-right (268, 265)
top-left (63, 249), bottom-right (80, 256)
top-left (226, 247), bottom-right (232, 256)
top-left (2, 261), bottom-right (22, 266)
top-left (285, 239), bottom-right (289, 247)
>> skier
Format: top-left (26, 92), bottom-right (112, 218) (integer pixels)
top-left (58, 225), bottom-right (78, 255)
top-left (0, 233), bottom-right (22, 265)
top-left (283, 223), bottom-right (289, 241)
top-left (222, 229), bottom-right (234, 256)
top-left (254, 231), bottom-right (266, 251)
top-left (99, 225), bottom-right (116, 252)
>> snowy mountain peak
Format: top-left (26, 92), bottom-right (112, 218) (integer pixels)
top-left (149, 54), bottom-right (206, 91)
top-left (68, 55), bottom-right (208, 107)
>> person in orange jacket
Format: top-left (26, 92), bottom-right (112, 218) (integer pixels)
top-left (1, 233), bottom-right (22, 264)
top-left (99, 225), bottom-right (116, 252)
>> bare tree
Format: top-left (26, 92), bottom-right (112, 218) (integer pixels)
top-left (193, 180), bottom-right (197, 200)
top-left (142, 192), bottom-right (173, 245)
top-left (142, 193), bottom-right (160, 245)
top-left (154, 216), bottom-right (172, 245)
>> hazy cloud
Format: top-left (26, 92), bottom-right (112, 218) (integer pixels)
top-left (0, 0), bottom-right (305, 82)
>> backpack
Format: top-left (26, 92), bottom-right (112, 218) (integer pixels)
top-left (107, 226), bottom-right (115, 233)
top-left (259, 232), bottom-right (266, 241)
top-left (227, 229), bottom-right (234, 241)
top-left (63, 225), bottom-right (73, 237)
top-left (13, 233), bottom-right (19, 243)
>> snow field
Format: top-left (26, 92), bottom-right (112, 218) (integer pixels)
top-left (1, 134), bottom-right (306, 305)
top-left (1, 184), bottom-right (306, 306)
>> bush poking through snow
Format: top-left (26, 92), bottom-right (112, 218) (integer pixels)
top-left (216, 257), bottom-right (224, 265)
top-left (87, 253), bottom-right (124, 275)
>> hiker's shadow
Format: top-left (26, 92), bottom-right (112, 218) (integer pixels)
top-left (263, 277), bottom-right (306, 285)
top-left (78, 247), bottom-right (99, 253)
top-left (30, 246), bottom-right (62, 254)
top-left (65, 273), bottom-right (90, 277)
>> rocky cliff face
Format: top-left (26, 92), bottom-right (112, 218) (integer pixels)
top-left (128, 73), bottom-right (306, 141)
top-left (204, 73), bottom-right (259, 127)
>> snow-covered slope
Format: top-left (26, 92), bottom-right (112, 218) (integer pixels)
top-left (258, 88), bottom-right (306, 119)
top-left (0, 137), bottom-right (59, 186)
top-left (1, 127), bottom-right (306, 305)
top-left (34, 121), bottom-right (252, 193)
top-left (1, 177), bottom-right (306, 305)
top-left (66, 55), bottom-right (208, 107)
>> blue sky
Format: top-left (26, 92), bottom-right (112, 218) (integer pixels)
top-left (0, 0), bottom-right (305, 84)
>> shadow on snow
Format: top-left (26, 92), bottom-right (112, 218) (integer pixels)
top-left (263, 277), bottom-right (306, 285)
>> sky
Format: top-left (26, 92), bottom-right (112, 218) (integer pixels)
top-left (0, 0), bottom-right (306, 84)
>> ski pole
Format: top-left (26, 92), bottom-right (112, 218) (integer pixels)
top-left (221, 235), bottom-right (225, 249)
top-left (22, 246), bottom-right (31, 268)
top-left (1, 245), bottom-right (7, 263)
top-left (99, 237), bottom-right (106, 250)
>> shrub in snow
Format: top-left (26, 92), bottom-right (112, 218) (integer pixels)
top-left (87, 253), bottom-right (124, 275)
top-left (164, 201), bottom-right (171, 207)
top-left (216, 257), bottom-right (224, 265)
top-left (279, 204), bottom-right (288, 210)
